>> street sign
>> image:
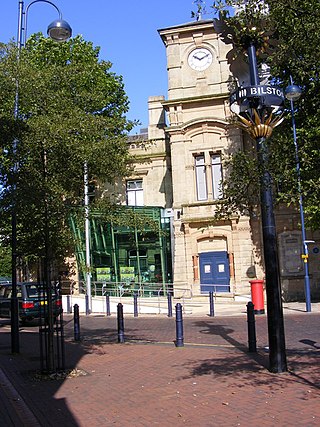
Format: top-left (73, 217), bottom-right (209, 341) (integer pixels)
top-left (230, 85), bottom-right (285, 108)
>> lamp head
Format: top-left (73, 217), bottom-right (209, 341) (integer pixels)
top-left (47, 19), bottom-right (72, 42)
top-left (285, 84), bottom-right (302, 102)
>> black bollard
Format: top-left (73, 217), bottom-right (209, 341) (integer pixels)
top-left (209, 291), bottom-right (215, 317)
top-left (175, 303), bottom-right (184, 347)
top-left (117, 303), bottom-right (125, 343)
top-left (106, 294), bottom-right (111, 316)
top-left (167, 292), bottom-right (173, 318)
top-left (247, 301), bottom-right (257, 353)
top-left (133, 293), bottom-right (138, 317)
top-left (74, 304), bottom-right (80, 342)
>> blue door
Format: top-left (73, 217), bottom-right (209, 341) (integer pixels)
top-left (199, 251), bottom-right (230, 293)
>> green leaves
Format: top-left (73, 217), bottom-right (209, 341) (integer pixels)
top-left (0, 34), bottom-right (135, 270)
top-left (213, 0), bottom-right (276, 58)
top-left (210, 1), bottom-right (320, 229)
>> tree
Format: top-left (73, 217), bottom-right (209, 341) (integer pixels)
top-left (0, 244), bottom-right (12, 277)
top-left (266, 0), bottom-right (320, 229)
top-left (0, 35), bottom-right (135, 278)
top-left (206, 1), bottom-right (320, 229)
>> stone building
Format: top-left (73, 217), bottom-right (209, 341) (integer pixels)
top-left (78, 19), bottom-right (320, 301)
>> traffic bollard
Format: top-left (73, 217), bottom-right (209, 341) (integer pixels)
top-left (247, 301), bottom-right (257, 352)
top-left (175, 303), bottom-right (184, 347)
top-left (73, 304), bottom-right (80, 342)
top-left (167, 292), bottom-right (173, 317)
top-left (117, 303), bottom-right (125, 343)
top-left (106, 294), bottom-right (111, 316)
top-left (209, 291), bottom-right (215, 317)
top-left (133, 293), bottom-right (138, 317)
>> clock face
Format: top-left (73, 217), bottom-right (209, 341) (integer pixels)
top-left (188, 48), bottom-right (213, 71)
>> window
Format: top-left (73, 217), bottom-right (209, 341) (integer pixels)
top-left (195, 155), bottom-right (208, 201)
top-left (211, 154), bottom-right (223, 199)
top-left (194, 153), bottom-right (223, 201)
top-left (126, 179), bottom-right (143, 206)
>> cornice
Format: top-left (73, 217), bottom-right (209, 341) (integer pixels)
top-left (158, 20), bottom-right (215, 44)
top-left (161, 92), bottom-right (229, 107)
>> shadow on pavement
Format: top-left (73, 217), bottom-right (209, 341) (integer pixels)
top-left (0, 314), bottom-right (176, 425)
top-left (192, 319), bottom-right (269, 368)
top-left (300, 339), bottom-right (320, 349)
top-left (178, 319), bottom-right (320, 392)
top-left (179, 349), bottom-right (320, 392)
top-left (0, 326), bottom-right (82, 426)
top-left (1, 312), bottom-right (320, 425)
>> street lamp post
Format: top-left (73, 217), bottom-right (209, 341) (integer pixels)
top-left (230, 40), bottom-right (287, 373)
top-left (11, 0), bottom-right (72, 354)
top-left (18, 0), bottom-right (72, 49)
top-left (84, 161), bottom-right (92, 315)
top-left (285, 79), bottom-right (312, 313)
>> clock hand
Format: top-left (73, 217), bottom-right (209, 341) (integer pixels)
top-left (194, 53), bottom-right (210, 61)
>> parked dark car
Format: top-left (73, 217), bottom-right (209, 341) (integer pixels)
top-left (0, 282), bottom-right (62, 324)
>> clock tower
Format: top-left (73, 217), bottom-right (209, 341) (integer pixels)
top-left (158, 20), bottom-right (259, 297)
top-left (158, 20), bottom-right (231, 102)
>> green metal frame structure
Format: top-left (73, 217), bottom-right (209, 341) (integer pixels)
top-left (70, 206), bottom-right (172, 292)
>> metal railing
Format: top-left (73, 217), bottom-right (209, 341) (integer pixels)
top-left (60, 280), bottom-right (231, 300)
top-left (60, 280), bottom-right (176, 297)
top-left (60, 280), bottom-right (192, 311)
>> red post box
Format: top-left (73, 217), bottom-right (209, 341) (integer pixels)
top-left (249, 279), bottom-right (265, 314)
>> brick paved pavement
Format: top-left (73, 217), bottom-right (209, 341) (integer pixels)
top-left (0, 309), bottom-right (320, 426)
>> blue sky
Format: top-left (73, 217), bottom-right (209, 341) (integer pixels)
top-left (1, 0), bottom-right (209, 134)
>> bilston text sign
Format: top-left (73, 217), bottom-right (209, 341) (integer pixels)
top-left (230, 85), bottom-right (285, 107)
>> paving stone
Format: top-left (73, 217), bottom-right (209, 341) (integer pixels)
top-left (0, 307), bottom-right (319, 426)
